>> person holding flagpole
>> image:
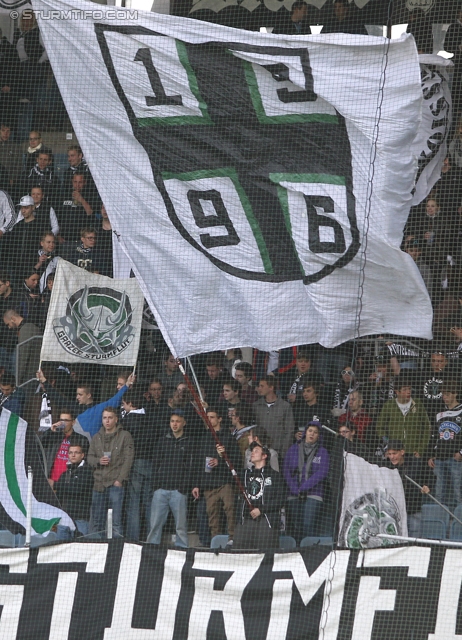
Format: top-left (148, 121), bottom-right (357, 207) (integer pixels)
top-left (36, 369), bottom-right (135, 440)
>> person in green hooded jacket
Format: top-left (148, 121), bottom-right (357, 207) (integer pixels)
top-left (376, 376), bottom-right (431, 458)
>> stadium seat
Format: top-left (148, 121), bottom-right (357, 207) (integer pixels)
top-left (210, 535), bottom-right (229, 549)
top-left (300, 536), bottom-right (333, 547)
top-left (450, 505), bottom-right (462, 541)
top-left (421, 520), bottom-right (447, 540)
top-left (0, 530), bottom-right (15, 547)
top-left (421, 504), bottom-right (450, 539)
top-left (30, 532), bottom-right (57, 547)
top-left (279, 536), bottom-right (296, 549)
top-left (14, 534), bottom-right (25, 548)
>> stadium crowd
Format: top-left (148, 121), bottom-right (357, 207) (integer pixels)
top-left (0, 341), bottom-right (460, 547)
top-left (1, 5), bottom-right (462, 548)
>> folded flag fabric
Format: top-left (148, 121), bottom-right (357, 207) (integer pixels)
top-left (0, 409), bottom-right (75, 535)
top-left (338, 452), bottom-right (407, 549)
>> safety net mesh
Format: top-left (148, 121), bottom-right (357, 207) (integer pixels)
top-left (0, 0), bottom-right (460, 638)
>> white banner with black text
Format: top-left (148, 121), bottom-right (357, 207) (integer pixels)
top-left (0, 541), bottom-right (459, 639)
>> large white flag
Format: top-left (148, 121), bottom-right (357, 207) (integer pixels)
top-left (411, 54), bottom-right (452, 206)
top-left (40, 259), bottom-right (144, 365)
top-left (0, 410), bottom-right (74, 535)
top-left (34, 0), bottom-right (433, 356)
top-left (338, 453), bottom-right (408, 549)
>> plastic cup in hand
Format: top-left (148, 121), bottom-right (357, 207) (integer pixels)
top-left (104, 451), bottom-right (112, 462)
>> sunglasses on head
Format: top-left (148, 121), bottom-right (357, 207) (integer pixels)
top-left (341, 369), bottom-right (354, 376)
top-left (249, 441), bottom-right (269, 454)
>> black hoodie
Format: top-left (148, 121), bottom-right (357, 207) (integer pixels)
top-left (237, 465), bottom-right (287, 529)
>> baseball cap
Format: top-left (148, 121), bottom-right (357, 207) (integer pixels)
top-left (249, 441), bottom-right (271, 457)
top-left (387, 439), bottom-right (404, 451)
top-left (18, 196), bottom-right (34, 207)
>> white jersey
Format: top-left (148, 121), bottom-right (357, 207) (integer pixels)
top-left (0, 191), bottom-right (16, 235)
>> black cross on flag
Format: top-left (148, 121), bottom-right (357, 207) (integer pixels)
top-left (98, 25), bottom-right (360, 285)
top-left (35, 1), bottom-right (433, 356)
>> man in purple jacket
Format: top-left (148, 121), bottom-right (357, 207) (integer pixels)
top-left (283, 421), bottom-right (329, 543)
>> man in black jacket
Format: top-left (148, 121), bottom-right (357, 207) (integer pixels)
top-left (143, 378), bottom-right (170, 439)
top-left (202, 353), bottom-right (232, 405)
top-left (22, 151), bottom-right (61, 208)
top-left (40, 409), bottom-right (89, 488)
top-left (62, 145), bottom-right (95, 191)
top-left (63, 227), bottom-right (104, 273)
top-left (428, 380), bottom-right (462, 509)
top-left (321, 0), bottom-right (367, 35)
top-left (58, 173), bottom-right (96, 244)
top-left (55, 443), bottom-right (93, 539)
top-left (234, 442), bottom-right (287, 549)
top-left (273, 1), bottom-right (311, 35)
top-left (147, 410), bottom-right (195, 548)
top-left (192, 408), bottom-right (241, 546)
top-left (122, 389), bottom-right (156, 541)
top-left (386, 439), bottom-right (430, 538)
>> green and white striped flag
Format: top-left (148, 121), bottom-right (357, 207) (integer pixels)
top-left (0, 410), bottom-right (75, 535)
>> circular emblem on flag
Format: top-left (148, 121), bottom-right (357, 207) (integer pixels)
top-left (339, 488), bottom-right (401, 549)
top-left (52, 286), bottom-right (135, 360)
top-left (443, 430), bottom-right (451, 441)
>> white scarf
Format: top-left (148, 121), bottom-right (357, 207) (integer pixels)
top-left (396, 398), bottom-right (412, 416)
top-left (39, 393), bottom-right (53, 431)
top-left (27, 143), bottom-right (42, 154)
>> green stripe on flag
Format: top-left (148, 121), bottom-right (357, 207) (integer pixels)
top-left (4, 413), bottom-right (60, 534)
top-left (5, 413), bottom-right (25, 516)
top-left (31, 516), bottom-right (61, 535)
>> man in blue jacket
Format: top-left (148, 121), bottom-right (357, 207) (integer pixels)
top-left (36, 369), bottom-right (135, 440)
